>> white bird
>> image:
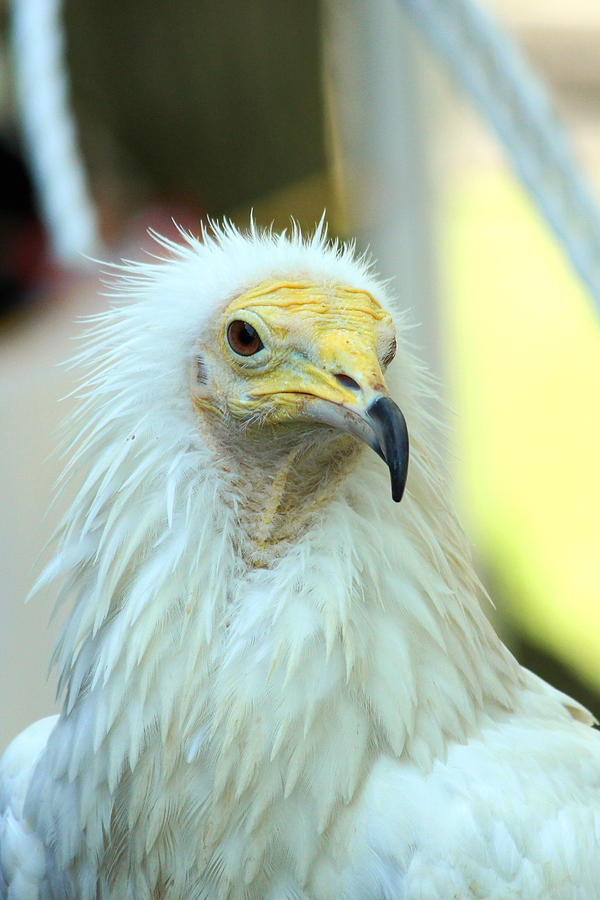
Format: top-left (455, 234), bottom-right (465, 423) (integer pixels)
top-left (1, 222), bottom-right (599, 899)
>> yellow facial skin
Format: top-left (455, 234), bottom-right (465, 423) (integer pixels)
top-left (216, 279), bottom-right (395, 424)
top-left (191, 277), bottom-right (409, 513)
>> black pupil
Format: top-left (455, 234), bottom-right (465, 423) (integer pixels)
top-left (238, 323), bottom-right (256, 345)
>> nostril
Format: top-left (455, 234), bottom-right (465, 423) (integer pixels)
top-left (334, 373), bottom-right (361, 392)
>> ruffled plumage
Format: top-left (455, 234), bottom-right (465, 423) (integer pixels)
top-left (1, 221), bottom-right (599, 899)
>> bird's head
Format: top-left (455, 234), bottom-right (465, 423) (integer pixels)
top-left (68, 222), bottom-right (415, 561)
top-left (189, 277), bottom-right (409, 502)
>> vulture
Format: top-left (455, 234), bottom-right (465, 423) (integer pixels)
top-left (1, 222), bottom-right (599, 899)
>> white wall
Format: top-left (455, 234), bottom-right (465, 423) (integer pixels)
top-left (0, 282), bottom-right (94, 752)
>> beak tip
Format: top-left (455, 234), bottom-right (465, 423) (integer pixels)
top-left (390, 469), bottom-right (407, 503)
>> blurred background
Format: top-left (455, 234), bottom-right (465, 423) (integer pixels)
top-left (1, 0), bottom-right (599, 752)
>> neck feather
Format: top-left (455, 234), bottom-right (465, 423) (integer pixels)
top-left (44, 402), bottom-right (523, 787)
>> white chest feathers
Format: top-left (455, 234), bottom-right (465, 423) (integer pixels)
top-left (16, 548), bottom-right (600, 900)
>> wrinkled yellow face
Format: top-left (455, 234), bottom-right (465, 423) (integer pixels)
top-left (191, 277), bottom-right (408, 502)
top-left (209, 279), bottom-right (396, 421)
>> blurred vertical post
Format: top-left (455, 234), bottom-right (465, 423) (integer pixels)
top-left (10, 0), bottom-right (100, 264)
top-left (321, 0), bottom-right (439, 373)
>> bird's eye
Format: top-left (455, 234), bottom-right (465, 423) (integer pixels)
top-left (227, 320), bottom-right (264, 357)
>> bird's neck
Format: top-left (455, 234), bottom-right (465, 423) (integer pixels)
top-left (188, 425), bottom-right (524, 766)
top-left (46, 431), bottom-right (525, 887)
top-left (57, 425), bottom-right (524, 772)
top-left (206, 416), bottom-right (364, 566)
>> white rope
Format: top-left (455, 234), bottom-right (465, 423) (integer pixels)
top-left (10, 0), bottom-right (101, 265)
top-left (397, 0), bottom-right (600, 312)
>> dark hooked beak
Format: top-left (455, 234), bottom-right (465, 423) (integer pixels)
top-left (366, 397), bottom-right (410, 502)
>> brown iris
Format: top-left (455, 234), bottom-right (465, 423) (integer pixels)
top-left (227, 320), bottom-right (264, 356)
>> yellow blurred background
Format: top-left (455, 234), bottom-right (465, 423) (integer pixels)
top-left (442, 170), bottom-right (600, 689)
top-left (0, 0), bottom-right (599, 752)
